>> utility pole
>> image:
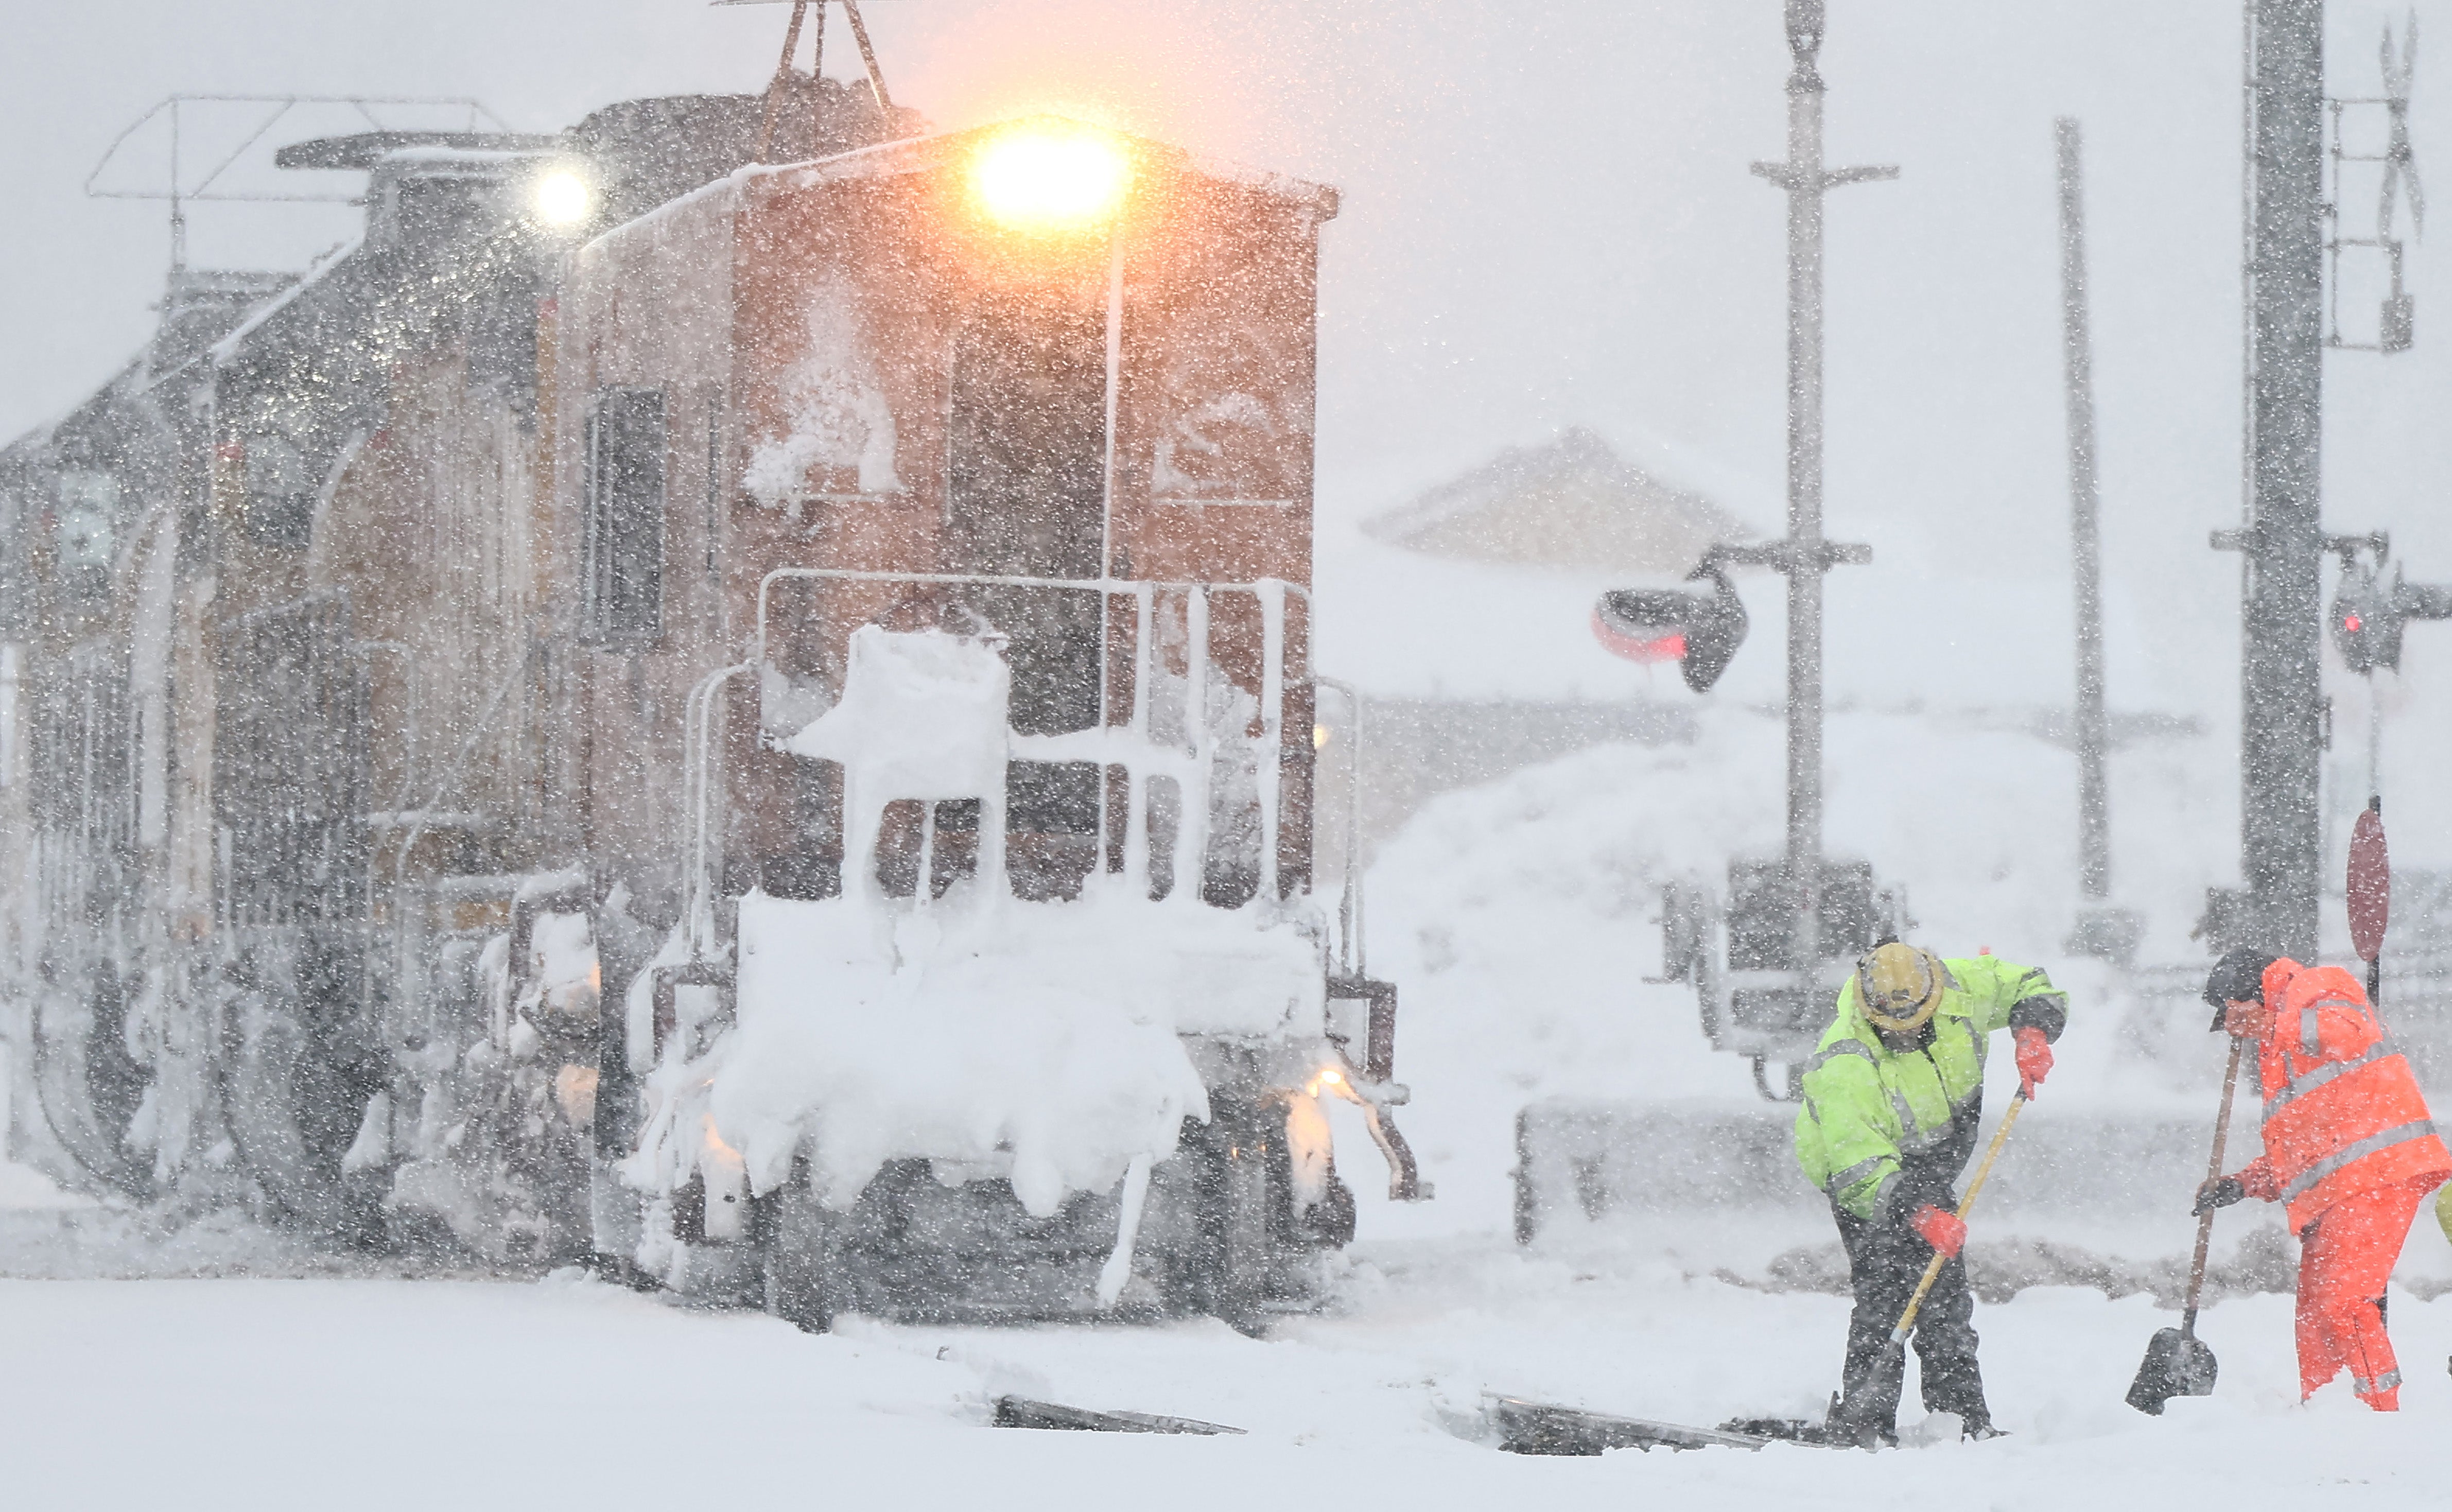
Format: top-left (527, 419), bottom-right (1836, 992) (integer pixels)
top-left (2057, 118), bottom-right (2111, 902)
top-left (1741, 0), bottom-right (1889, 982)
top-left (2228, 0), bottom-right (2327, 962)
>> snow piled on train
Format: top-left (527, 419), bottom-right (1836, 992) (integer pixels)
top-left (740, 269), bottom-right (902, 504)
top-left (624, 625), bottom-right (1323, 1227)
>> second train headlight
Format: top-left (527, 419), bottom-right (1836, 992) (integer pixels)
top-left (531, 166), bottom-right (596, 229)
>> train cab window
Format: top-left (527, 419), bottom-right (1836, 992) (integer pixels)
top-left (53, 471), bottom-right (119, 598)
top-left (946, 293), bottom-right (1106, 899)
top-left (582, 388), bottom-right (667, 647)
top-left (241, 435), bottom-right (317, 549)
top-left (946, 292), bottom-right (1104, 582)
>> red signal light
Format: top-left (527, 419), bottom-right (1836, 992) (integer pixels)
top-left (2344, 613), bottom-right (2362, 633)
top-left (1590, 608), bottom-right (1686, 664)
top-left (1591, 568), bottom-right (1749, 693)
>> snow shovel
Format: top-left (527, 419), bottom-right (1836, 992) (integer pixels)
top-left (2126, 1038), bottom-right (2244, 1414)
top-left (1811, 1089), bottom-right (2030, 1445)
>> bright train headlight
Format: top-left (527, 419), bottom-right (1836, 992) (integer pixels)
top-left (532, 167), bottom-right (595, 229)
top-left (970, 124), bottom-right (1130, 231)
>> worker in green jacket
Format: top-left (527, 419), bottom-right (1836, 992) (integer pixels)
top-left (1793, 941), bottom-right (2068, 1445)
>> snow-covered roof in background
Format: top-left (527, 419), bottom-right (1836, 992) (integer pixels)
top-left (1362, 426), bottom-right (1751, 575)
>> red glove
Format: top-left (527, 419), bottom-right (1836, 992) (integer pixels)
top-left (2014, 1025), bottom-right (2053, 1098)
top-left (2236, 1156), bottom-right (2282, 1203)
top-left (1910, 1204), bottom-right (1967, 1258)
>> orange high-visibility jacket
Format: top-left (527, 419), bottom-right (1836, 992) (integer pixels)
top-left (2238, 958), bottom-right (2451, 1235)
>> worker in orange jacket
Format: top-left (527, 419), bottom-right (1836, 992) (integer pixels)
top-left (2195, 948), bottom-right (2452, 1411)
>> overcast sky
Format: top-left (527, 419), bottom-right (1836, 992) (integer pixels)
top-left (10, 1), bottom-right (2452, 832)
top-left (10, 4), bottom-right (2443, 524)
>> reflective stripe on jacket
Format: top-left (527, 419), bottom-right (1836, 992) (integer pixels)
top-left (2245, 958), bottom-right (2451, 1235)
top-left (1792, 955), bottom-right (2067, 1222)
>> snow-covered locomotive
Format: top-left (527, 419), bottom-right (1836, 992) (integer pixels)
top-left (0, 72), bottom-right (1419, 1326)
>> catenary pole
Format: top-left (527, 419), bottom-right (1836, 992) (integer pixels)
top-left (2237, 0), bottom-right (2326, 961)
top-left (2057, 118), bottom-right (2111, 900)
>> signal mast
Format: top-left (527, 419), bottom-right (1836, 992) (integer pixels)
top-left (1617, 0), bottom-right (1905, 1099)
top-left (2213, 5), bottom-right (2449, 966)
top-left (1726, 0), bottom-right (1893, 982)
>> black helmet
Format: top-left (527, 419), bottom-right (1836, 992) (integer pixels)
top-left (2202, 947), bottom-right (2279, 1030)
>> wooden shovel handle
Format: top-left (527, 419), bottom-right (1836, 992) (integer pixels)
top-left (1890, 1090), bottom-right (2027, 1346)
top-left (2180, 1038), bottom-right (2246, 1336)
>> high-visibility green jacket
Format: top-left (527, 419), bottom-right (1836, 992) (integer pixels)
top-left (1793, 954), bottom-right (2068, 1223)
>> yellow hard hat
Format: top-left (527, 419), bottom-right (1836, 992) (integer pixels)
top-left (1855, 942), bottom-right (1945, 1034)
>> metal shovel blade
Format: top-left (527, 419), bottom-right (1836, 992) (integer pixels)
top-left (2126, 1327), bottom-right (2218, 1415)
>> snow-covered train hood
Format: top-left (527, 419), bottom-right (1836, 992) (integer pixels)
top-left (701, 888), bottom-right (1325, 1216)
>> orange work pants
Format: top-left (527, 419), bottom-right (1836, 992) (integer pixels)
top-left (2296, 1176), bottom-right (2443, 1410)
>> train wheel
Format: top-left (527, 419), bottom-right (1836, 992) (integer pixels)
top-left (756, 1168), bottom-right (851, 1333)
top-left (1215, 1134), bottom-right (1276, 1335)
top-left (223, 952), bottom-right (385, 1245)
top-left (1164, 1101), bottom-right (1278, 1334)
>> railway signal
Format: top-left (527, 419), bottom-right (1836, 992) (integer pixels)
top-left (1591, 566), bottom-right (1747, 693)
top-left (2331, 552), bottom-right (2395, 674)
top-left (2322, 540), bottom-right (2452, 945)
top-left (2328, 543), bottom-right (2452, 676)
top-left (1638, 0), bottom-right (1904, 1100)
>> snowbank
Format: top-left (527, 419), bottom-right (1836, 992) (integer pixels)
top-left (1340, 698), bottom-right (2241, 1241)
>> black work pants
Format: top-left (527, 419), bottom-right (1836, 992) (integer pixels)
top-left (1831, 1202), bottom-right (1991, 1437)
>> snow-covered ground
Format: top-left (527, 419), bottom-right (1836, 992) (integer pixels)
top-left (15, 584), bottom-right (2452, 1503)
top-left (4, 1245), bottom-right (2448, 1510)
top-left (8, 654), bottom-right (2452, 1504)
top-left (9, 682), bottom-right (2449, 1500)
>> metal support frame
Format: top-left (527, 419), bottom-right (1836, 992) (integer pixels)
top-left (84, 95), bottom-right (509, 275)
top-left (651, 960), bottom-right (737, 1061)
top-left (741, 0), bottom-right (896, 162)
top-left (2322, 15), bottom-right (2420, 353)
top-left (753, 1), bottom-right (815, 162)
top-left (1323, 975), bottom-right (1397, 1084)
top-left (1732, 0), bottom-right (1891, 990)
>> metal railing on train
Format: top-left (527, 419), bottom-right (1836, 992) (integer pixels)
top-left (674, 568), bottom-right (1315, 966)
